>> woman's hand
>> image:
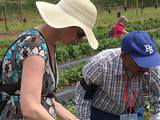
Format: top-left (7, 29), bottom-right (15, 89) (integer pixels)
top-left (52, 98), bottom-right (79, 120)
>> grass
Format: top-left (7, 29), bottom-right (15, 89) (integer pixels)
top-left (96, 7), bottom-right (160, 27)
top-left (0, 11), bottom-right (43, 32)
top-left (1, 7), bottom-right (160, 34)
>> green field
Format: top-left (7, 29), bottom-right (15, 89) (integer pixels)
top-left (0, 6), bottom-right (160, 120)
top-left (1, 7), bottom-right (160, 34)
top-left (97, 7), bottom-right (160, 26)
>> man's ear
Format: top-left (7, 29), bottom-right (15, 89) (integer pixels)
top-left (121, 52), bottom-right (127, 61)
top-left (121, 52), bottom-right (125, 59)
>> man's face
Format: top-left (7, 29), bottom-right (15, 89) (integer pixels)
top-left (121, 53), bottom-right (149, 75)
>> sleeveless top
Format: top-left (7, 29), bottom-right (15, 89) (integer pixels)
top-left (0, 28), bottom-right (58, 119)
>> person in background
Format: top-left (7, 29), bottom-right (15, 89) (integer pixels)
top-left (0, 0), bottom-right (98, 119)
top-left (76, 30), bottom-right (160, 120)
top-left (112, 16), bottom-right (128, 38)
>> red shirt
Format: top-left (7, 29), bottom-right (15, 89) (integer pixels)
top-left (112, 22), bottom-right (125, 38)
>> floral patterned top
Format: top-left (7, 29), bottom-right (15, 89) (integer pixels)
top-left (0, 28), bottom-right (58, 119)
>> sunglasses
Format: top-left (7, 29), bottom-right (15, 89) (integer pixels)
top-left (77, 29), bottom-right (86, 39)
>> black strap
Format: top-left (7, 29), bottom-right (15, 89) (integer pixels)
top-left (80, 79), bottom-right (99, 100)
top-left (46, 92), bottom-right (60, 103)
top-left (1, 82), bottom-right (20, 96)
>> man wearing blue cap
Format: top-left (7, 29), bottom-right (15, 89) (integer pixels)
top-left (76, 30), bottom-right (160, 120)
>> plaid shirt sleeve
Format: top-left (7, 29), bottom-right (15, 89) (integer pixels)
top-left (75, 57), bottom-right (103, 120)
top-left (150, 66), bottom-right (160, 120)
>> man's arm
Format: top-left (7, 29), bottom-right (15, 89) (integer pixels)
top-left (75, 58), bottom-right (103, 120)
top-left (150, 66), bottom-right (160, 120)
top-left (75, 82), bottom-right (92, 120)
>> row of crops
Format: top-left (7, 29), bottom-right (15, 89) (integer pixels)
top-left (57, 17), bottom-right (160, 64)
top-left (2, 17), bottom-right (160, 62)
top-left (1, 17), bottom-right (160, 89)
top-left (58, 21), bottom-right (160, 89)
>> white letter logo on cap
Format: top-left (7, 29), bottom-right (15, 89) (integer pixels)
top-left (144, 45), bottom-right (153, 54)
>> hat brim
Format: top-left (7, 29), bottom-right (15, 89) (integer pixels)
top-left (131, 52), bottom-right (160, 68)
top-left (36, 1), bottom-right (98, 49)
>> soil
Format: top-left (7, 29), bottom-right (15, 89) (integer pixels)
top-left (0, 30), bottom-right (22, 41)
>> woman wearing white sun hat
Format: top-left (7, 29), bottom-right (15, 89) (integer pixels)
top-left (0, 0), bottom-right (98, 120)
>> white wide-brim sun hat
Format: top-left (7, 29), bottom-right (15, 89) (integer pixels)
top-left (36, 0), bottom-right (98, 49)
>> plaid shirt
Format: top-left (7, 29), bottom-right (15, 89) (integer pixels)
top-left (75, 48), bottom-right (160, 120)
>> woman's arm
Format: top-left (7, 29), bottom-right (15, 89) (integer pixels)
top-left (20, 56), bottom-right (55, 120)
top-left (52, 98), bottom-right (79, 120)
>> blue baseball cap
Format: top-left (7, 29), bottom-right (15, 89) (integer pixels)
top-left (121, 30), bottom-right (160, 68)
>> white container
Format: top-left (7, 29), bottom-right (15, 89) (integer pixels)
top-left (120, 114), bottom-right (137, 120)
